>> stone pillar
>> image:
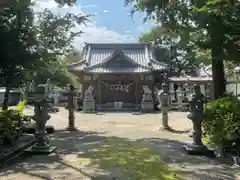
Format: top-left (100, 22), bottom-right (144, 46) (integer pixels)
top-left (169, 83), bottom-right (175, 102)
top-left (66, 85), bottom-right (77, 131)
top-left (183, 84), bottom-right (214, 157)
top-left (25, 85), bottom-right (56, 154)
top-left (159, 83), bottom-right (170, 130)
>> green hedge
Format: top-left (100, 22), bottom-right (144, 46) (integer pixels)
top-left (203, 95), bottom-right (240, 147)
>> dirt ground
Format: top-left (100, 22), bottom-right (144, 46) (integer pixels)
top-left (0, 108), bottom-right (237, 180)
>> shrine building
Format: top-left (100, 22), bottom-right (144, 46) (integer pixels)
top-left (67, 43), bottom-right (169, 111)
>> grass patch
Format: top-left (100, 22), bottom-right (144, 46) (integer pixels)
top-left (89, 137), bottom-right (184, 180)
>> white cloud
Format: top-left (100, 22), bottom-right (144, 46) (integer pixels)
top-left (82, 5), bottom-right (97, 8)
top-left (32, 0), bottom-right (135, 51)
top-left (103, 10), bottom-right (108, 13)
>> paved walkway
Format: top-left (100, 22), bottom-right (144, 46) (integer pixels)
top-left (0, 108), bottom-right (237, 179)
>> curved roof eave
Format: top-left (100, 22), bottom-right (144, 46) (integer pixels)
top-left (67, 60), bottom-right (86, 72)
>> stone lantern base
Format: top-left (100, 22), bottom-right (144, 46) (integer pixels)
top-left (66, 126), bottom-right (78, 131)
top-left (25, 141), bottom-right (56, 155)
top-left (183, 144), bottom-right (215, 157)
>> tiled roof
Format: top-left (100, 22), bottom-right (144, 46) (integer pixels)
top-left (68, 43), bottom-right (169, 73)
top-left (87, 66), bottom-right (150, 73)
top-left (67, 60), bottom-right (86, 72)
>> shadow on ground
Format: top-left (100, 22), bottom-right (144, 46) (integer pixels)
top-left (165, 127), bottom-right (191, 134)
top-left (0, 130), bottom-right (236, 180)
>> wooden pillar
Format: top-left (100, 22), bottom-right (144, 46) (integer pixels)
top-left (98, 79), bottom-right (101, 104)
top-left (136, 79), bottom-right (139, 104)
top-left (151, 73), bottom-right (155, 109)
top-left (81, 82), bottom-right (85, 100)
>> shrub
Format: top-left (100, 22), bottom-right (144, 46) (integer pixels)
top-left (203, 95), bottom-right (240, 149)
top-left (0, 109), bottom-right (23, 145)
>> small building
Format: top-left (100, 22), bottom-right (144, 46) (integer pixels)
top-left (168, 76), bottom-right (213, 103)
top-left (0, 87), bottom-right (22, 106)
top-left (68, 43), bottom-right (169, 111)
top-left (169, 76), bottom-right (213, 96)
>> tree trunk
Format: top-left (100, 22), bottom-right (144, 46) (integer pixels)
top-left (2, 82), bottom-right (11, 111)
top-left (211, 49), bottom-right (226, 99)
top-left (210, 17), bottom-right (226, 99)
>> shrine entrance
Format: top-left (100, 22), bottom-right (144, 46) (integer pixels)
top-left (98, 79), bottom-right (138, 110)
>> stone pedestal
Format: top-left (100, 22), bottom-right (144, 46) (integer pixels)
top-left (141, 86), bottom-right (154, 113)
top-left (25, 137), bottom-right (56, 154)
top-left (83, 99), bottom-right (95, 113)
top-left (141, 100), bottom-right (154, 113)
top-left (183, 144), bottom-right (215, 157)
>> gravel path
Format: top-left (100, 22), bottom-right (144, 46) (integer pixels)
top-left (0, 108), bottom-right (237, 180)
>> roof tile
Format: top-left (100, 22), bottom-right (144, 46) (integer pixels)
top-left (68, 43), bottom-right (169, 73)
top-left (87, 66), bottom-right (150, 73)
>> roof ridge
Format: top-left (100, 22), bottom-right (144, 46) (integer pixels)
top-left (85, 65), bottom-right (150, 71)
top-left (85, 50), bottom-right (152, 70)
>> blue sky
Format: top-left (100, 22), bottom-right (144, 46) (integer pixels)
top-left (35, 0), bottom-right (155, 50)
top-left (77, 0), bottom-right (155, 39)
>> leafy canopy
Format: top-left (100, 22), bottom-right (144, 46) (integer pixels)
top-left (139, 26), bottom-right (211, 75)
top-left (126, 0), bottom-right (240, 62)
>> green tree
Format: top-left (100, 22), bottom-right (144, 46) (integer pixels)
top-left (30, 52), bottom-right (82, 88)
top-left (24, 9), bottom-right (87, 85)
top-left (0, 1), bottom-right (88, 109)
top-left (139, 26), bottom-right (211, 76)
top-left (125, 0), bottom-right (240, 99)
top-left (0, 0), bottom-right (38, 110)
top-left (54, 0), bottom-right (76, 6)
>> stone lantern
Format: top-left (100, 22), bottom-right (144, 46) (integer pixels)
top-left (25, 85), bottom-right (56, 154)
top-left (159, 83), bottom-right (170, 130)
top-left (183, 84), bottom-right (214, 156)
top-left (66, 84), bottom-right (78, 130)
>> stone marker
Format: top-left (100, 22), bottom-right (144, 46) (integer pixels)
top-left (183, 84), bottom-right (214, 156)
